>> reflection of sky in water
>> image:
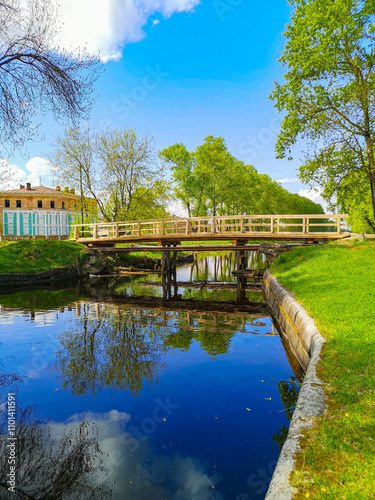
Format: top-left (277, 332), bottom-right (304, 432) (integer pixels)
top-left (0, 270), bottom-right (295, 499)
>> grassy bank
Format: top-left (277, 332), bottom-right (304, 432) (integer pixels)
top-left (270, 240), bottom-right (375, 499)
top-left (0, 240), bottom-right (88, 274)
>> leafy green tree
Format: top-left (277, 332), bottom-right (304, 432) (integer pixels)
top-left (336, 171), bottom-right (375, 233)
top-left (161, 135), bottom-right (324, 217)
top-left (96, 128), bottom-right (167, 221)
top-left (53, 127), bottom-right (170, 222)
top-left (271, 0), bottom-right (375, 231)
top-left (52, 126), bottom-right (98, 224)
top-left (159, 144), bottom-right (198, 217)
top-left (195, 136), bottom-right (234, 216)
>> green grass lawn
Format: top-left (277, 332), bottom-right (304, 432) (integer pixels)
top-left (0, 240), bottom-right (88, 274)
top-left (271, 239), bottom-right (375, 499)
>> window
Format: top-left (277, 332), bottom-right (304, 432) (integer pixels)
top-left (16, 200), bottom-right (21, 208)
top-left (61, 202), bottom-right (65, 209)
top-left (37, 200), bottom-right (43, 208)
top-left (4, 200), bottom-right (10, 208)
top-left (50, 201), bottom-right (55, 208)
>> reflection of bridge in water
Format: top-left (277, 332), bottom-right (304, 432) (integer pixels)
top-left (74, 300), bottom-right (275, 335)
top-left (71, 299), bottom-right (304, 377)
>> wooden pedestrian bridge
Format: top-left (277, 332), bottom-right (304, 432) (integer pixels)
top-left (72, 213), bottom-right (349, 248)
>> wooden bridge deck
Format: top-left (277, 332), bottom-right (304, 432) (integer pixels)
top-left (72, 213), bottom-right (349, 246)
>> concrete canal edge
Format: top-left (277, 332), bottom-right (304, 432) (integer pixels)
top-left (262, 270), bottom-right (327, 500)
top-left (0, 266), bottom-right (83, 286)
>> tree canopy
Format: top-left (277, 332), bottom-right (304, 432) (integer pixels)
top-left (160, 135), bottom-right (324, 217)
top-left (52, 126), bottom-right (170, 222)
top-left (271, 0), bottom-right (375, 232)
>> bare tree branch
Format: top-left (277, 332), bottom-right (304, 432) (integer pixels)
top-left (0, 0), bottom-right (101, 157)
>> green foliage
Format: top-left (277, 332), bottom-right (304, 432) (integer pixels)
top-left (53, 126), bottom-right (171, 222)
top-left (0, 240), bottom-right (87, 273)
top-left (335, 171), bottom-right (375, 233)
top-left (160, 135), bottom-right (324, 217)
top-left (272, 379), bottom-right (300, 451)
top-left (271, 0), bottom-right (375, 231)
top-left (271, 241), bottom-right (375, 498)
top-left (0, 288), bottom-right (84, 310)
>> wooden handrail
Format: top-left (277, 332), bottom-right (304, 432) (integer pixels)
top-left (71, 214), bottom-right (349, 241)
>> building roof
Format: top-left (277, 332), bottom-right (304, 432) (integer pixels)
top-left (0, 185), bottom-right (79, 196)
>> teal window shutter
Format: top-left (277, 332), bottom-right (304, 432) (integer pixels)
top-left (29, 213), bottom-right (32, 235)
top-left (19, 213), bottom-right (24, 236)
top-left (4, 212), bottom-right (8, 235)
top-left (13, 213), bottom-right (17, 235)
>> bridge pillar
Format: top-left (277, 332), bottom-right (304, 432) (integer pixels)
top-left (162, 243), bottom-right (179, 300)
top-left (235, 247), bottom-right (248, 302)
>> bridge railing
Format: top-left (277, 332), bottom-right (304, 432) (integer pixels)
top-left (72, 214), bottom-right (349, 241)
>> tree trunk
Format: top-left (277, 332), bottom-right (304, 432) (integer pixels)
top-left (367, 175), bottom-right (375, 232)
top-left (365, 138), bottom-right (375, 231)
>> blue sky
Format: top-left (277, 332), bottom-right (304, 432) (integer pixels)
top-left (7, 0), bottom-right (323, 207)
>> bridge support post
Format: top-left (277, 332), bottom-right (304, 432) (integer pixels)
top-left (236, 248), bottom-right (248, 302)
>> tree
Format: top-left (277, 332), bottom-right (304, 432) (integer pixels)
top-left (159, 144), bottom-right (197, 217)
top-left (96, 128), bottom-right (168, 221)
top-left (271, 0), bottom-right (375, 231)
top-left (52, 126), bottom-right (97, 224)
top-left (0, 158), bottom-right (17, 188)
top-left (161, 135), bottom-right (324, 217)
top-left (0, 0), bottom-right (100, 157)
top-left (336, 170), bottom-right (375, 232)
top-left (195, 136), bottom-right (234, 216)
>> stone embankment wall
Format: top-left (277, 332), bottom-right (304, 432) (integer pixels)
top-left (262, 270), bottom-right (327, 500)
top-left (0, 251), bottom-right (195, 287)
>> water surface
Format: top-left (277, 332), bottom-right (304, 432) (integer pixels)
top-left (0, 254), bottom-right (299, 499)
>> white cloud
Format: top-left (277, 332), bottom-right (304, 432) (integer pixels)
top-left (0, 159), bottom-right (25, 189)
top-left (0, 157), bottom-right (54, 189)
top-left (55, 0), bottom-right (201, 62)
top-left (168, 199), bottom-right (188, 217)
top-left (276, 177), bottom-right (299, 185)
top-left (298, 187), bottom-right (329, 212)
top-left (24, 157), bottom-right (54, 185)
top-left (45, 409), bottom-right (218, 499)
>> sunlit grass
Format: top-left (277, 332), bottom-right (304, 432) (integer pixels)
top-left (0, 240), bottom-right (88, 274)
top-left (271, 240), bottom-right (375, 499)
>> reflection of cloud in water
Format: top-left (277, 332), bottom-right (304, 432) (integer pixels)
top-left (50, 410), bottom-right (221, 500)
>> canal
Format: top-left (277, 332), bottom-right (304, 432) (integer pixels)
top-left (0, 252), bottom-right (301, 499)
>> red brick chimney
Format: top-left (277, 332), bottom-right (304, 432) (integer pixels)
top-left (26, 182), bottom-right (31, 190)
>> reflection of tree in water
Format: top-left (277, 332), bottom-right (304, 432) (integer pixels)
top-left (0, 408), bottom-right (112, 500)
top-left (166, 322), bottom-right (235, 356)
top-left (0, 343), bottom-right (24, 392)
top-left (56, 303), bottom-right (256, 397)
top-left (56, 304), bottom-right (169, 397)
top-left (272, 378), bottom-right (300, 451)
top-left (0, 366), bottom-right (112, 500)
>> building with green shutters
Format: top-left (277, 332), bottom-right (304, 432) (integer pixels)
top-left (0, 184), bottom-right (81, 239)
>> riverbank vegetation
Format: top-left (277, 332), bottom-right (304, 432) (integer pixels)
top-left (0, 240), bottom-right (88, 274)
top-left (271, 239), bottom-right (375, 499)
top-left (160, 136), bottom-right (324, 217)
top-left (271, 0), bottom-right (375, 233)
top-left (51, 127), bottom-right (325, 224)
